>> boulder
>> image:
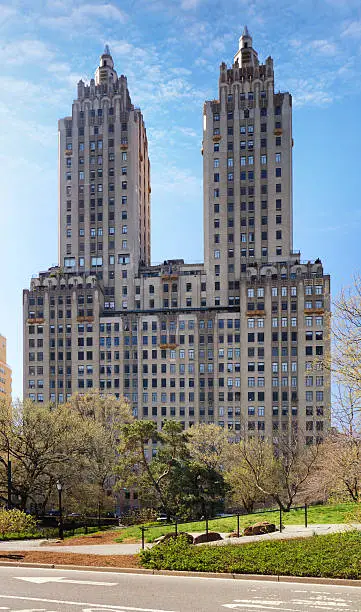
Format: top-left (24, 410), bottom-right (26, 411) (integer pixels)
top-left (243, 521), bottom-right (276, 536)
top-left (154, 531), bottom-right (194, 545)
top-left (193, 532), bottom-right (223, 544)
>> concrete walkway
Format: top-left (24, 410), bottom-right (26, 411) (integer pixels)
top-left (0, 523), bottom-right (359, 555)
top-left (205, 523), bottom-right (361, 546)
top-left (0, 539), bottom-right (150, 555)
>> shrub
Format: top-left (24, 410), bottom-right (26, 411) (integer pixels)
top-left (140, 530), bottom-right (361, 579)
top-left (0, 509), bottom-right (37, 539)
top-left (121, 508), bottom-right (158, 526)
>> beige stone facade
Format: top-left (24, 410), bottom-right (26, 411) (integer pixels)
top-left (23, 34), bottom-right (330, 444)
top-left (0, 334), bottom-right (12, 400)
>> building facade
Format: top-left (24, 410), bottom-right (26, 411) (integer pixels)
top-left (0, 334), bottom-right (12, 400)
top-left (23, 32), bottom-right (330, 444)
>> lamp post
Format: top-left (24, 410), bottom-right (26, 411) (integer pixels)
top-left (56, 480), bottom-right (64, 540)
top-left (7, 443), bottom-right (12, 510)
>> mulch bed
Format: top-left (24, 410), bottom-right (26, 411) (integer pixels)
top-left (0, 550), bottom-right (139, 568)
top-left (48, 530), bottom-right (123, 546)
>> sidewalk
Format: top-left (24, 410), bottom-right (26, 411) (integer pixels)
top-left (0, 523), bottom-right (359, 555)
top-left (0, 539), bottom-right (149, 555)
top-left (205, 523), bottom-right (361, 546)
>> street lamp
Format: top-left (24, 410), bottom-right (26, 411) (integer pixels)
top-left (56, 480), bottom-right (64, 540)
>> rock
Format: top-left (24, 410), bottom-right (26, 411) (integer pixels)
top-left (243, 521), bottom-right (276, 536)
top-left (193, 532), bottom-right (223, 544)
top-left (154, 531), bottom-right (193, 544)
top-left (227, 531), bottom-right (241, 538)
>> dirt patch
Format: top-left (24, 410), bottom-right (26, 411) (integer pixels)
top-left (0, 550), bottom-right (139, 568)
top-left (49, 529), bottom-right (123, 546)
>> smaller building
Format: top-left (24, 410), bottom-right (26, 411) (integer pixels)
top-left (0, 334), bottom-right (12, 400)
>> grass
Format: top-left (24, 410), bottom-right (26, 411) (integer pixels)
top-left (0, 530), bottom-right (43, 541)
top-left (140, 530), bottom-right (361, 579)
top-left (115, 502), bottom-right (357, 543)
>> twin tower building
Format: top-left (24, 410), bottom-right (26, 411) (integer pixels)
top-left (23, 30), bottom-right (330, 443)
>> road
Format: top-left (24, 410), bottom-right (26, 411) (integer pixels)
top-left (0, 566), bottom-right (360, 611)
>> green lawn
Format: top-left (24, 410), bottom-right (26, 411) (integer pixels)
top-left (0, 531), bottom-right (43, 541)
top-left (116, 502), bottom-right (357, 543)
top-left (140, 530), bottom-right (361, 579)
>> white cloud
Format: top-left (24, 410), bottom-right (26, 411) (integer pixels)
top-left (178, 127), bottom-right (198, 137)
top-left (180, 0), bottom-right (202, 9)
top-left (310, 39), bottom-right (338, 55)
top-left (42, 2), bottom-right (127, 31)
top-left (152, 164), bottom-right (201, 198)
top-left (289, 37), bottom-right (337, 56)
top-left (108, 38), bottom-right (212, 115)
top-left (0, 4), bottom-right (16, 23)
top-left (341, 20), bottom-right (361, 38)
top-left (1, 39), bottom-right (55, 65)
top-left (0, 101), bottom-right (56, 146)
top-left (289, 78), bottom-right (335, 107)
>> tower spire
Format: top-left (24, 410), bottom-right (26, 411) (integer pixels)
top-left (95, 45), bottom-right (117, 85)
top-left (234, 26), bottom-right (258, 67)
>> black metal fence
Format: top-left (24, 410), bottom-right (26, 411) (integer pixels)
top-left (139, 504), bottom-right (310, 549)
top-left (38, 515), bottom-right (119, 539)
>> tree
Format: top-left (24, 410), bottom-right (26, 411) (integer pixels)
top-left (318, 432), bottom-right (361, 503)
top-left (223, 442), bottom-right (266, 513)
top-left (65, 392), bottom-right (133, 516)
top-left (0, 393), bottom-right (130, 515)
top-left (186, 423), bottom-right (230, 471)
top-left (317, 280), bottom-right (361, 503)
top-left (233, 433), bottom-right (321, 512)
top-left (329, 278), bottom-right (361, 395)
top-left (0, 398), bottom-right (90, 512)
top-left (117, 421), bottom-right (228, 519)
top-left (117, 420), bottom-right (189, 518)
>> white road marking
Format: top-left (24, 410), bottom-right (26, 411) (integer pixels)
top-left (222, 593), bottom-right (355, 611)
top-left (0, 595), bottom-right (176, 612)
top-left (16, 577), bottom-right (117, 586)
top-left (292, 599), bottom-right (349, 607)
top-left (222, 605), bottom-right (295, 611)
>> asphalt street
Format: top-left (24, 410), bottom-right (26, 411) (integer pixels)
top-left (0, 566), bottom-right (360, 611)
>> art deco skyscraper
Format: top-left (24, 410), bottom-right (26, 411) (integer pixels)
top-left (203, 27), bottom-right (295, 306)
top-left (24, 34), bottom-right (330, 447)
top-left (58, 46), bottom-right (150, 311)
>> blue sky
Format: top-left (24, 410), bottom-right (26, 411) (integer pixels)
top-left (1, 0), bottom-right (361, 399)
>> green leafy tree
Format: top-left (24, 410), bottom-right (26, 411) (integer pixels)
top-left (117, 420), bottom-right (227, 519)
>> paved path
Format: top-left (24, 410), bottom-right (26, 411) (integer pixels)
top-left (0, 565), bottom-right (361, 611)
top-left (0, 539), bottom-right (149, 555)
top-left (0, 523), bottom-right (359, 555)
top-left (206, 523), bottom-right (361, 546)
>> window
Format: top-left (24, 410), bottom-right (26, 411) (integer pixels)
top-left (214, 159), bottom-right (219, 168)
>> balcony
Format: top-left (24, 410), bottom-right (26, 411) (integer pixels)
top-left (304, 308), bottom-right (324, 315)
top-left (246, 310), bottom-right (265, 316)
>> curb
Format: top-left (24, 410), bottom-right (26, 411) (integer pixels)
top-left (0, 561), bottom-right (360, 587)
